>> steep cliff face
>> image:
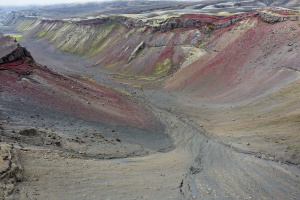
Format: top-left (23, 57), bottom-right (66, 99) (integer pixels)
top-left (10, 16), bottom-right (189, 80)
top-left (0, 143), bottom-right (22, 200)
top-left (7, 11), bottom-right (258, 33)
top-left (0, 36), bottom-right (34, 65)
top-left (6, 8), bottom-right (300, 97)
top-left (165, 16), bottom-right (300, 103)
top-left (258, 8), bottom-right (300, 23)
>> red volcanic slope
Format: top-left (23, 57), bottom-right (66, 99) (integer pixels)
top-left (165, 17), bottom-right (300, 103)
top-left (0, 43), bottom-right (154, 129)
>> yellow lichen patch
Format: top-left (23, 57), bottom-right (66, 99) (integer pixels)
top-left (36, 31), bottom-right (47, 37)
top-left (151, 58), bottom-right (172, 76)
top-left (196, 42), bottom-right (207, 48)
top-left (110, 72), bottom-right (167, 89)
top-left (103, 61), bottom-right (119, 69)
top-left (71, 74), bottom-right (98, 83)
top-left (71, 74), bottom-right (133, 97)
top-left (5, 34), bottom-right (23, 41)
top-left (111, 73), bottom-right (158, 81)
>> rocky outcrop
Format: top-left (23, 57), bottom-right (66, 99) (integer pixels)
top-left (0, 143), bottom-right (23, 200)
top-left (72, 12), bottom-right (259, 33)
top-left (0, 46), bottom-right (33, 64)
top-left (72, 16), bottom-right (145, 29)
top-left (0, 36), bottom-right (18, 58)
top-left (259, 10), bottom-right (300, 23)
top-left (73, 9), bottom-right (299, 31)
top-left (213, 12), bottom-right (258, 29)
top-left (0, 36), bottom-right (34, 65)
top-left (127, 41), bottom-right (145, 63)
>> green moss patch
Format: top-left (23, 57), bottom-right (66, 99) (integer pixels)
top-left (17, 20), bottom-right (35, 32)
top-left (6, 34), bottom-right (23, 41)
top-left (36, 30), bottom-right (47, 37)
top-left (151, 59), bottom-right (172, 76)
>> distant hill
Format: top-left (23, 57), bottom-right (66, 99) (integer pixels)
top-left (268, 0), bottom-right (300, 8)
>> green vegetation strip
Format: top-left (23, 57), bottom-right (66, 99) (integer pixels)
top-left (5, 34), bottom-right (23, 41)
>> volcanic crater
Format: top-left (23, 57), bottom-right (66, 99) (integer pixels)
top-left (0, 1), bottom-right (300, 199)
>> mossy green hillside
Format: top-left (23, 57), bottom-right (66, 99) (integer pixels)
top-left (56, 23), bottom-right (122, 55)
top-left (15, 18), bottom-right (125, 57)
top-left (48, 23), bottom-right (75, 44)
top-left (86, 23), bottom-right (122, 56)
top-left (36, 22), bottom-right (57, 38)
top-left (16, 19), bottom-right (35, 32)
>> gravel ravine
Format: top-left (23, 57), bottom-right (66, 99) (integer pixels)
top-left (5, 101), bottom-right (300, 200)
